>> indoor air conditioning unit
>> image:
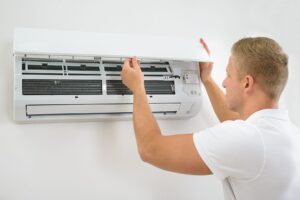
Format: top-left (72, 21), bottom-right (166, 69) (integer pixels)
top-left (13, 28), bottom-right (210, 123)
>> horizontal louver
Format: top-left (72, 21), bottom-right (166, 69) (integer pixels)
top-left (104, 66), bottom-right (168, 72)
top-left (22, 58), bottom-right (62, 62)
top-left (22, 79), bottom-right (102, 95)
top-left (106, 80), bottom-right (175, 95)
top-left (66, 60), bottom-right (100, 63)
top-left (67, 65), bottom-right (100, 71)
top-left (104, 66), bottom-right (122, 72)
top-left (28, 64), bottom-right (62, 70)
top-left (142, 67), bottom-right (168, 72)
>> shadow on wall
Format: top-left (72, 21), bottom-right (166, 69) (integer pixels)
top-left (94, 121), bottom-right (142, 171)
top-left (3, 40), bottom-right (14, 123)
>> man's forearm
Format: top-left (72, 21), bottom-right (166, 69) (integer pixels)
top-left (132, 87), bottom-right (212, 175)
top-left (203, 78), bottom-right (240, 122)
top-left (133, 87), bottom-right (161, 157)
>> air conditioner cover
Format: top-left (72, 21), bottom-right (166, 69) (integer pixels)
top-left (13, 28), bottom-right (210, 123)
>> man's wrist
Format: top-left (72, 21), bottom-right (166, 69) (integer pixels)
top-left (133, 85), bottom-right (146, 95)
top-left (202, 76), bottom-right (214, 86)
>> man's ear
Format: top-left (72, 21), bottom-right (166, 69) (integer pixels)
top-left (243, 75), bottom-right (255, 92)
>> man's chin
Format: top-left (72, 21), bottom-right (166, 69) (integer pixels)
top-left (225, 100), bottom-right (232, 110)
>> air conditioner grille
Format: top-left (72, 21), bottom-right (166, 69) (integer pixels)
top-left (22, 79), bottom-right (102, 95)
top-left (106, 80), bottom-right (175, 95)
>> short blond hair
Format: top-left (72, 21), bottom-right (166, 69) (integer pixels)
top-left (231, 37), bottom-right (288, 100)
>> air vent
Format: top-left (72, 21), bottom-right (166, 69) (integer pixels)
top-left (106, 80), bottom-right (175, 95)
top-left (22, 60), bottom-right (101, 76)
top-left (142, 67), bottom-right (168, 72)
top-left (27, 64), bottom-right (63, 70)
top-left (65, 59), bottom-right (100, 63)
top-left (22, 58), bottom-right (63, 62)
top-left (68, 73), bottom-right (101, 76)
top-left (103, 61), bottom-right (170, 74)
top-left (26, 103), bottom-right (179, 117)
top-left (22, 79), bottom-right (102, 95)
top-left (22, 73), bottom-right (63, 75)
top-left (66, 64), bottom-right (101, 76)
top-left (67, 65), bottom-right (100, 71)
top-left (104, 66), bottom-right (168, 73)
top-left (104, 65), bottom-right (122, 72)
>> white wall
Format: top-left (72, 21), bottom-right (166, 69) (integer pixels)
top-left (0, 0), bottom-right (299, 199)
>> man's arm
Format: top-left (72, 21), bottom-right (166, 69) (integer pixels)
top-left (121, 58), bottom-right (211, 175)
top-left (199, 39), bottom-right (240, 122)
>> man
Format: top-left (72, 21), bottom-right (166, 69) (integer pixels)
top-left (121, 37), bottom-right (300, 200)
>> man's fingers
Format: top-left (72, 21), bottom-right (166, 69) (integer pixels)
top-left (122, 59), bottom-right (131, 69)
top-left (121, 59), bottom-right (131, 79)
top-left (200, 38), bottom-right (211, 56)
top-left (131, 57), bottom-right (140, 69)
top-left (122, 57), bottom-right (141, 71)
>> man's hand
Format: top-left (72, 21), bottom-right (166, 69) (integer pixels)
top-left (121, 57), bottom-right (145, 93)
top-left (199, 38), bottom-right (214, 84)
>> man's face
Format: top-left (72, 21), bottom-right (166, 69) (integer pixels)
top-left (222, 55), bottom-right (244, 112)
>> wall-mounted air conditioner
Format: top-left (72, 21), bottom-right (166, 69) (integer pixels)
top-left (13, 28), bottom-right (210, 122)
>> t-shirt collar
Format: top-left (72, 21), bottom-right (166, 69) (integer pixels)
top-left (246, 108), bottom-right (289, 122)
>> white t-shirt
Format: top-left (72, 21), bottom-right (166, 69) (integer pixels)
top-left (193, 109), bottom-right (300, 200)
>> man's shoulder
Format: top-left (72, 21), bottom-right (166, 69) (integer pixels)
top-left (197, 119), bottom-right (262, 145)
top-left (193, 119), bottom-right (265, 180)
top-left (212, 119), bottom-right (259, 134)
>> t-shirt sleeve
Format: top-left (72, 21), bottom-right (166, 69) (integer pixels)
top-left (193, 120), bottom-right (265, 181)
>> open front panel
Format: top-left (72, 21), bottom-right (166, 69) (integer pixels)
top-left (14, 29), bottom-right (204, 122)
top-left (26, 103), bottom-right (180, 116)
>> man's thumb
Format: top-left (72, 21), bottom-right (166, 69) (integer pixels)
top-left (122, 59), bottom-right (131, 69)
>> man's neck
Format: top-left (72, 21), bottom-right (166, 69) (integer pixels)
top-left (239, 96), bottom-right (278, 120)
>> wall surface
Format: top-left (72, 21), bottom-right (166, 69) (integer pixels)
top-left (0, 0), bottom-right (299, 199)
